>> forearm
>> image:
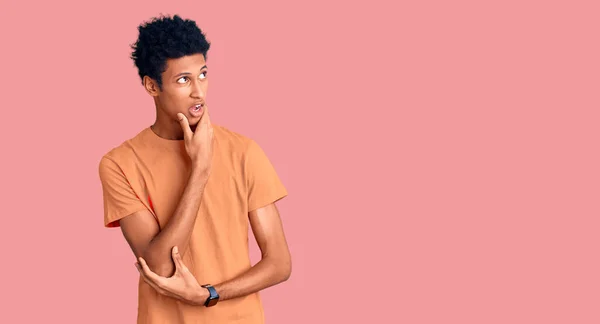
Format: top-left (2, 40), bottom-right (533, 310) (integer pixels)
top-left (144, 167), bottom-right (208, 276)
top-left (209, 255), bottom-right (291, 303)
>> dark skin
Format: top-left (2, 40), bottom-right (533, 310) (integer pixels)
top-left (136, 203), bottom-right (291, 305)
top-left (121, 53), bottom-right (291, 305)
top-left (147, 53), bottom-right (209, 140)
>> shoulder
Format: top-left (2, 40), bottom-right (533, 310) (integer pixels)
top-left (98, 128), bottom-right (148, 171)
top-left (213, 124), bottom-right (255, 152)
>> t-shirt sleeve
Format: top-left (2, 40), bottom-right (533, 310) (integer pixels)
top-left (245, 139), bottom-right (288, 212)
top-left (98, 156), bottom-right (148, 228)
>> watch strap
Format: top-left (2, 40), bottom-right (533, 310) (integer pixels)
top-left (201, 284), bottom-right (219, 307)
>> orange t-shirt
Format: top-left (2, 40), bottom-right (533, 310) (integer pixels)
top-left (98, 124), bottom-right (287, 323)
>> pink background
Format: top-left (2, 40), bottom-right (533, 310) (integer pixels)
top-left (1, 0), bottom-right (599, 323)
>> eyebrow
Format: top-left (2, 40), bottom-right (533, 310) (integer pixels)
top-left (174, 65), bottom-right (208, 78)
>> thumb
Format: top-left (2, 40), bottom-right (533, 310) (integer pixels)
top-left (172, 246), bottom-right (187, 273)
top-left (177, 113), bottom-right (193, 140)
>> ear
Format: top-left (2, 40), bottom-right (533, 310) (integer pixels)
top-left (143, 76), bottom-right (160, 97)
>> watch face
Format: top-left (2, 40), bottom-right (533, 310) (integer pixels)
top-left (207, 298), bottom-right (218, 307)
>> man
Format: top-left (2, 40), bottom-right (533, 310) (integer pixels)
top-left (98, 14), bottom-right (291, 323)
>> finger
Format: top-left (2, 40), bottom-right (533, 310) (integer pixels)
top-left (138, 270), bottom-right (180, 300)
top-left (143, 277), bottom-right (173, 298)
top-left (136, 263), bottom-right (163, 291)
top-left (138, 257), bottom-right (167, 284)
top-left (172, 246), bottom-right (188, 273)
top-left (137, 269), bottom-right (186, 302)
top-left (139, 271), bottom-right (157, 289)
top-left (176, 113), bottom-right (194, 141)
top-left (135, 262), bottom-right (154, 280)
top-left (199, 105), bottom-right (211, 127)
top-left (137, 268), bottom-right (176, 299)
top-left (171, 246), bottom-right (181, 272)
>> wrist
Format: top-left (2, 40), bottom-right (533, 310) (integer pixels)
top-left (199, 284), bottom-right (220, 307)
top-left (192, 285), bottom-right (210, 306)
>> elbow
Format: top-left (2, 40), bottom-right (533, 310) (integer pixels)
top-left (263, 252), bottom-right (291, 283)
top-left (141, 254), bottom-right (175, 278)
top-left (154, 264), bottom-right (175, 278)
top-left (276, 255), bottom-right (292, 283)
top-left (281, 267), bottom-right (291, 282)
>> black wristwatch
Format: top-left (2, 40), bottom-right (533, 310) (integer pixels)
top-left (201, 284), bottom-right (220, 307)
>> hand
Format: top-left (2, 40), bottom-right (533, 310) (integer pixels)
top-left (177, 107), bottom-right (214, 174)
top-left (135, 246), bottom-right (208, 306)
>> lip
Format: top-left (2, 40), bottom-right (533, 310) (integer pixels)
top-left (188, 103), bottom-right (204, 117)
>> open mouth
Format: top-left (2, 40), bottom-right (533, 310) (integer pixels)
top-left (189, 103), bottom-right (204, 117)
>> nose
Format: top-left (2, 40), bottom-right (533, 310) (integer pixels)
top-left (190, 80), bottom-right (205, 99)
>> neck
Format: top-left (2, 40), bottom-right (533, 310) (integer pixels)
top-left (151, 104), bottom-right (190, 140)
top-left (150, 118), bottom-right (183, 140)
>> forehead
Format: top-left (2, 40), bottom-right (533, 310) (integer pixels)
top-left (163, 53), bottom-right (206, 76)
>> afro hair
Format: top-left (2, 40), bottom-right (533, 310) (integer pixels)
top-left (130, 14), bottom-right (211, 89)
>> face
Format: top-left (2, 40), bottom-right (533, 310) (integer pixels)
top-left (145, 53), bottom-right (208, 127)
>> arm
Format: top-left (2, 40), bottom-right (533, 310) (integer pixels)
top-left (136, 202), bottom-right (292, 305)
top-left (120, 167), bottom-right (208, 277)
top-left (120, 109), bottom-right (214, 277)
top-left (208, 202), bottom-right (291, 302)
top-left (121, 109), bottom-right (214, 277)
top-left (135, 136), bottom-right (289, 304)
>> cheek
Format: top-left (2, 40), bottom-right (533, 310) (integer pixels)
top-left (164, 89), bottom-right (187, 106)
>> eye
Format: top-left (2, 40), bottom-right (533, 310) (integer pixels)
top-left (177, 77), bottom-right (188, 84)
top-left (199, 71), bottom-right (208, 80)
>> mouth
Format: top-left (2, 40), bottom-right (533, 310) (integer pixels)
top-left (188, 103), bottom-right (204, 117)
